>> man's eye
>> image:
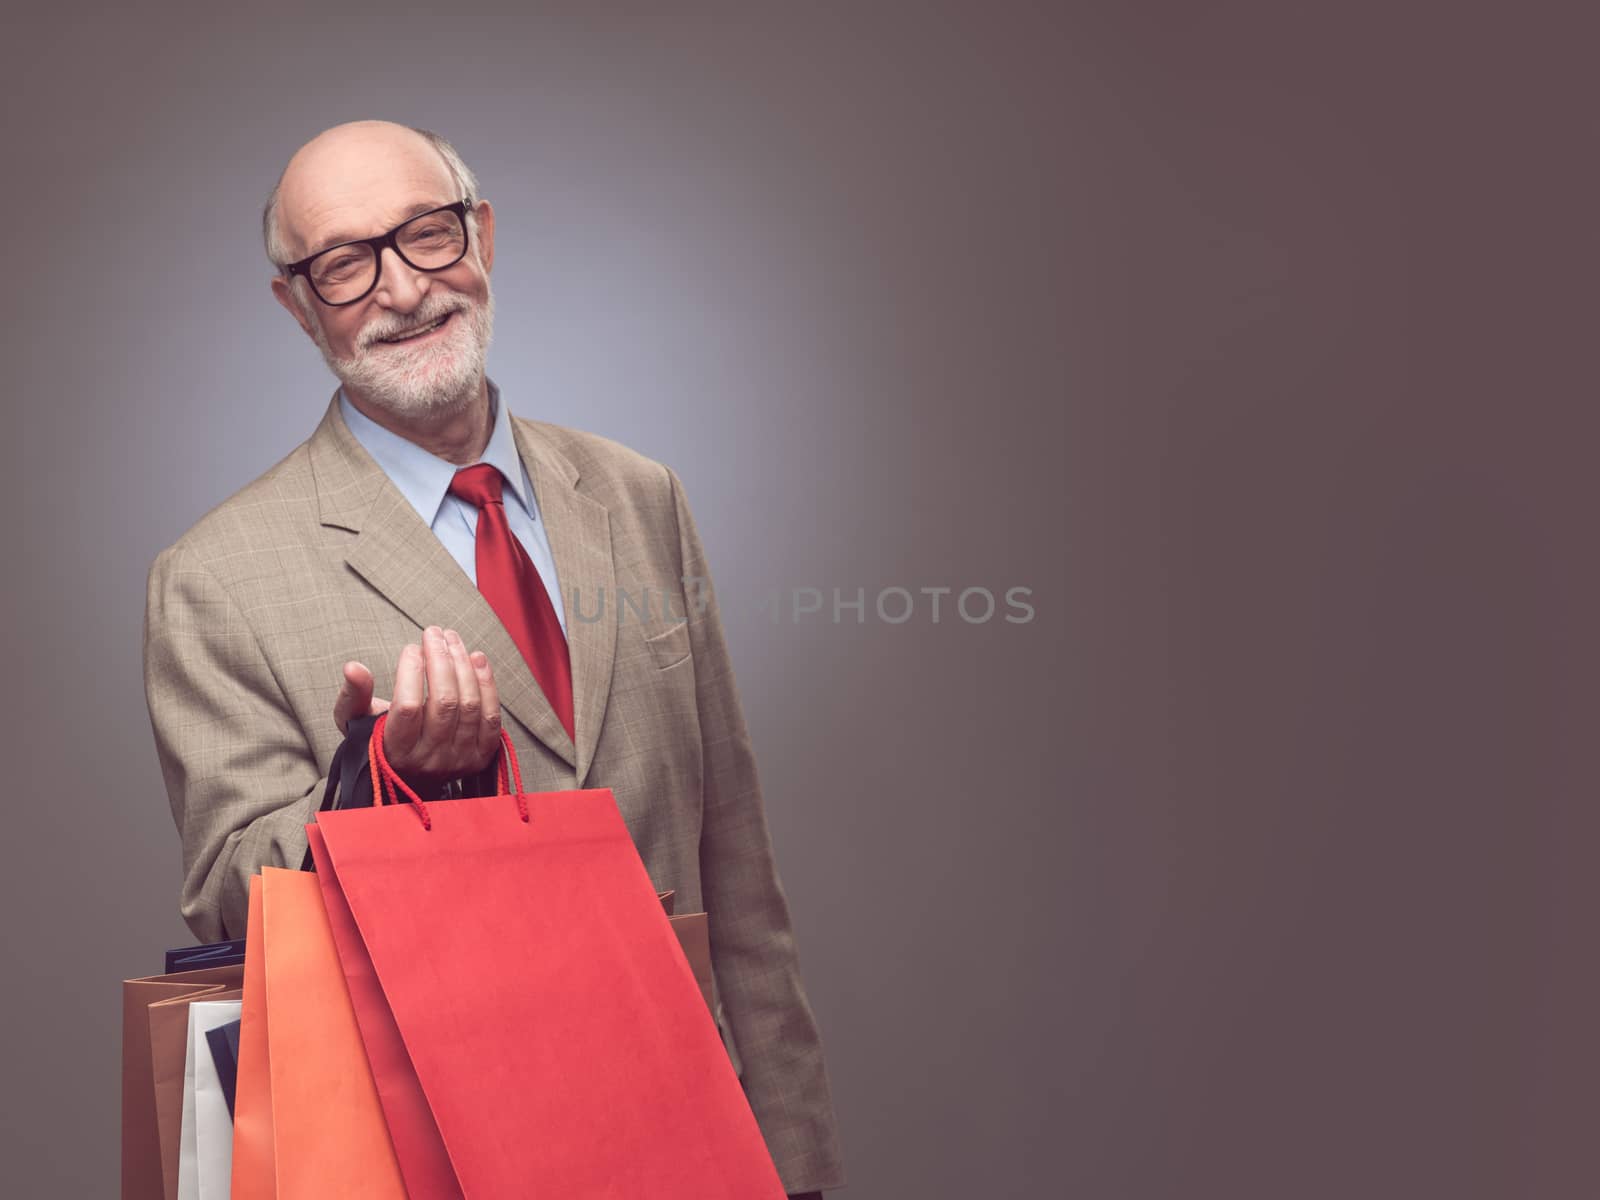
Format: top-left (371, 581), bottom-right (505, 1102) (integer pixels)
top-left (318, 255), bottom-right (362, 278)
top-left (406, 224), bottom-right (457, 249)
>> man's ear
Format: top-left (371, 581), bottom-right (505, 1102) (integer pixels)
top-left (473, 198), bottom-right (496, 273)
top-left (270, 274), bottom-right (316, 338)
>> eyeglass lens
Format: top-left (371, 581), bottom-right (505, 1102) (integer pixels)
top-left (308, 208), bottom-right (468, 304)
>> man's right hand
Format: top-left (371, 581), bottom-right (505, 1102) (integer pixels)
top-left (333, 626), bottom-right (503, 787)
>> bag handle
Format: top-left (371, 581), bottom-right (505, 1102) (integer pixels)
top-left (367, 712), bottom-right (529, 829)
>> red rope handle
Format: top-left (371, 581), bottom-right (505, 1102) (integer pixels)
top-left (366, 732), bottom-right (400, 809)
top-left (366, 733), bottom-right (401, 809)
top-left (369, 734), bottom-right (384, 808)
top-left (366, 715), bottom-right (531, 827)
top-left (370, 713), bottom-right (432, 829)
top-left (500, 728), bottom-right (529, 822)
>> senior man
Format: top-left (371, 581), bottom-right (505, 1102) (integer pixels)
top-left (142, 119), bottom-right (843, 1195)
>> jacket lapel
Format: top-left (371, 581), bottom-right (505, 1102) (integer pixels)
top-left (306, 393), bottom-right (582, 772)
top-left (511, 416), bottom-right (617, 789)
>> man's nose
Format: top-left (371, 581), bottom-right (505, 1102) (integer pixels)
top-left (372, 245), bottom-right (431, 311)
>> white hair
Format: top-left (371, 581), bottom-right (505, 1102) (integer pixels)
top-left (261, 124), bottom-right (481, 268)
top-left (305, 287), bottom-right (496, 422)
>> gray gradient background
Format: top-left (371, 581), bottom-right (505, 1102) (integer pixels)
top-left (4, 3), bottom-right (1596, 1197)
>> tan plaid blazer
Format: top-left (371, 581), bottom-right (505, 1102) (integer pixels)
top-left (143, 387), bottom-right (844, 1191)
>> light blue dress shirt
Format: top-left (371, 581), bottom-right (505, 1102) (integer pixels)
top-left (340, 382), bottom-right (568, 636)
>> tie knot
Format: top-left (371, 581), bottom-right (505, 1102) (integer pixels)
top-left (449, 463), bottom-right (505, 509)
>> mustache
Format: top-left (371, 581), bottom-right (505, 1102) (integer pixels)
top-left (358, 297), bottom-right (472, 349)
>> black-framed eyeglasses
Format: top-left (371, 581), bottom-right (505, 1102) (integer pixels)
top-left (281, 199), bottom-right (475, 306)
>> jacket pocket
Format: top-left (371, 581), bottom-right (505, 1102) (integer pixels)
top-left (642, 620), bottom-right (691, 670)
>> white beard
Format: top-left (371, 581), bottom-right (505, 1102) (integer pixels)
top-left (305, 285), bottom-right (495, 421)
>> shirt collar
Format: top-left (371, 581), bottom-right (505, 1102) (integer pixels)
top-left (478, 379), bottom-right (533, 510)
top-left (339, 377), bottom-right (530, 526)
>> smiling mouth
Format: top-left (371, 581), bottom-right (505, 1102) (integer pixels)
top-left (377, 311), bottom-right (456, 345)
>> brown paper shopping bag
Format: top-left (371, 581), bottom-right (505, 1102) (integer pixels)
top-left (150, 986), bottom-right (242, 1200)
top-left (121, 965), bottom-right (243, 1200)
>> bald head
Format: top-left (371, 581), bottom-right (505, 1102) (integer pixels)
top-left (263, 120), bottom-right (480, 267)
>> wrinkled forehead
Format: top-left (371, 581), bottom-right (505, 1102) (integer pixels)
top-left (278, 134), bottom-right (459, 260)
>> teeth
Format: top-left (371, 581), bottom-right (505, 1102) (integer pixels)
top-left (384, 315), bottom-right (447, 343)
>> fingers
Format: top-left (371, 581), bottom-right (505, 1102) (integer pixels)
top-left (333, 661), bottom-right (374, 734)
top-left (420, 627), bottom-right (461, 752)
top-left (384, 642), bottom-right (426, 759)
top-left (380, 629), bottom-right (500, 782)
top-left (442, 629), bottom-right (482, 764)
top-left (472, 651), bottom-right (503, 762)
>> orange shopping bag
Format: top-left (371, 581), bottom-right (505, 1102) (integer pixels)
top-left (229, 879), bottom-right (272, 1200)
top-left (229, 870), bottom-right (406, 1199)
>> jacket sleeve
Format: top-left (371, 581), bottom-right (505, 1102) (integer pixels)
top-left (665, 467), bottom-right (846, 1193)
top-left (143, 541), bottom-right (324, 942)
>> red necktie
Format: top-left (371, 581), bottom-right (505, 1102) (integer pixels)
top-left (448, 464), bottom-right (575, 741)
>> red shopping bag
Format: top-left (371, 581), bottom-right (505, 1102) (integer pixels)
top-left (311, 716), bottom-right (785, 1199)
top-left (309, 822), bottom-right (719, 1200)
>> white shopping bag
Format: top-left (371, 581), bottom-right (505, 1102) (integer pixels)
top-left (179, 998), bottom-right (242, 1200)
